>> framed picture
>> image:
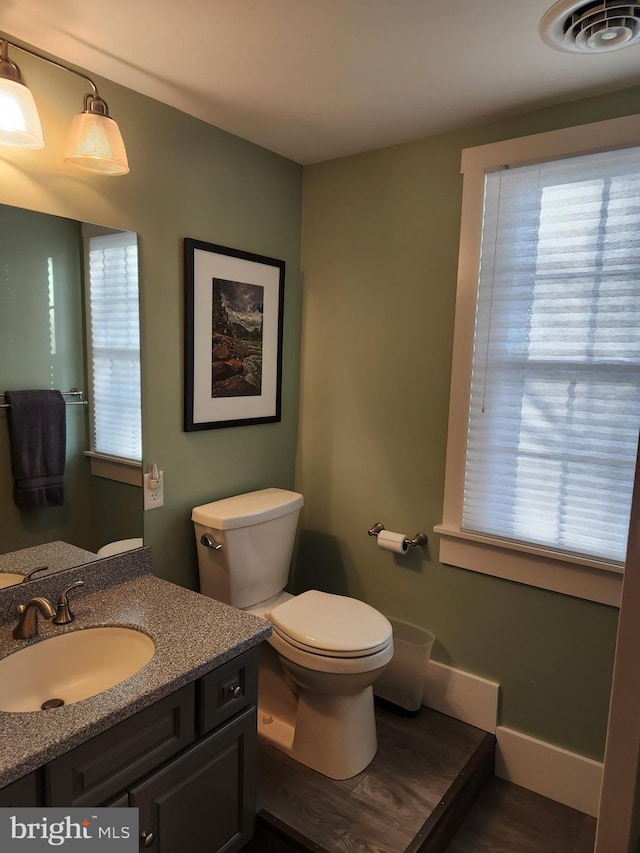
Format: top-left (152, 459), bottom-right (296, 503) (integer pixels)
top-left (184, 239), bottom-right (285, 431)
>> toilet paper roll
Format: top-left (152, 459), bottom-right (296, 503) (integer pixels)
top-left (377, 530), bottom-right (408, 555)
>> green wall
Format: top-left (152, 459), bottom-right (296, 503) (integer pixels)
top-left (0, 39), bottom-right (303, 591)
top-left (297, 89), bottom-right (640, 760)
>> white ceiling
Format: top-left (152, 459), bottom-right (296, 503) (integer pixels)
top-left (3, 0), bottom-right (640, 164)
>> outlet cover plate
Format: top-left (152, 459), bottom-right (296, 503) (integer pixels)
top-left (144, 471), bottom-right (164, 510)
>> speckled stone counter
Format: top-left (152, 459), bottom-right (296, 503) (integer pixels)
top-left (0, 549), bottom-right (271, 787)
top-left (0, 541), bottom-right (100, 579)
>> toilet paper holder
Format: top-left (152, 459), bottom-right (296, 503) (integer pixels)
top-left (367, 523), bottom-right (428, 548)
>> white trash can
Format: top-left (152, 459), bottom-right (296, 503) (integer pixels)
top-left (374, 618), bottom-right (435, 713)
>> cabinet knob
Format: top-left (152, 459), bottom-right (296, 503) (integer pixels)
top-left (233, 685), bottom-right (242, 698)
top-left (140, 831), bottom-right (155, 847)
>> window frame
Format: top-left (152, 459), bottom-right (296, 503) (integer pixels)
top-left (435, 114), bottom-right (640, 608)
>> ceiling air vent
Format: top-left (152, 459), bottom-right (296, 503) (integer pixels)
top-left (540, 0), bottom-right (640, 52)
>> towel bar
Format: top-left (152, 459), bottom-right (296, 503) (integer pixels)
top-left (0, 389), bottom-right (87, 409)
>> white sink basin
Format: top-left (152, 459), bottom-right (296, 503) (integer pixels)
top-left (0, 573), bottom-right (24, 589)
top-left (0, 627), bottom-right (156, 712)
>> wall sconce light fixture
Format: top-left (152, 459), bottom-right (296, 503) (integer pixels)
top-left (0, 38), bottom-right (129, 176)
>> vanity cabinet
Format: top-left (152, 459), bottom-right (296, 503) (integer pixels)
top-left (2, 647), bottom-right (259, 853)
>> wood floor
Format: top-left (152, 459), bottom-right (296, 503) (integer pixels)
top-left (446, 776), bottom-right (596, 853)
top-left (249, 703), bottom-right (597, 853)
top-left (253, 703), bottom-right (488, 852)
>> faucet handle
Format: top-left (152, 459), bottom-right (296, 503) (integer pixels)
top-left (52, 580), bottom-right (85, 625)
top-left (23, 565), bottom-right (49, 582)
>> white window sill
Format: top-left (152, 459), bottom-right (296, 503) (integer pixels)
top-left (84, 451), bottom-right (143, 487)
top-left (433, 524), bottom-right (623, 608)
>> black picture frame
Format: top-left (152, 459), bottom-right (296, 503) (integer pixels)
top-left (184, 238), bottom-right (285, 431)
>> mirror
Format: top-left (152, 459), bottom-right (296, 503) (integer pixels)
top-left (0, 203), bottom-right (143, 587)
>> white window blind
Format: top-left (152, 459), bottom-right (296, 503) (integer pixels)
top-left (463, 146), bottom-right (640, 566)
top-left (87, 230), bottom-right (141, 462)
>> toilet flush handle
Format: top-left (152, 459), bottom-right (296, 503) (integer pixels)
top-left (200, 533), bottom-right (222, 551)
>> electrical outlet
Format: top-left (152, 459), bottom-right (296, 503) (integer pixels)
top-left (144, 470), bottom-right (164, 510)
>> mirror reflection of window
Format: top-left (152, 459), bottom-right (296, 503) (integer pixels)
top-left (47, 257), bottom-right (56, 356)
top-left (83, 225), bottom-right (142, 485)
top-left (0, 204), bottom-right (143, 558)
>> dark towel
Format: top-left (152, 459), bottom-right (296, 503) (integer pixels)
top-left (5, 390), bottom-right (66, 511)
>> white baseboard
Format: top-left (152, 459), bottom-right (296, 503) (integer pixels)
top-left (495, 726), bottom-right (603, 817)
top-left (421, 661), bottom-right (602, 816)
top-left (423, 660), bottom-right (499, 733)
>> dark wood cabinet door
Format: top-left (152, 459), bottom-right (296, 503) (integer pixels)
top-left (0, 771), bottom-right (40, 806)
top-left (131, 706), bottom-right (257, 853)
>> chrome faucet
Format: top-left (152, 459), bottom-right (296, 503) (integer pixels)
top-left (12, 597), bottom-right (56, 639)
top-left (52, 580), bottom-right (85, 625)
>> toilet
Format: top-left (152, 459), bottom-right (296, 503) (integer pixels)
top-left (192, 488), bottom-right (394, 780)
top-left (96, 537), bottom-right (144, 557)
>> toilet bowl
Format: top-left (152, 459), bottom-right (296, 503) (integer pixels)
top-left (259, 590), bottom-right (393, 778)
top-left (96, 538), bottom-right (143, 557)
top-left (192, 489), bottom-right (394, 779)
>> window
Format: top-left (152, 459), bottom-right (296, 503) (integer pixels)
top-left (83, 226), bottom-right (142, 484)
top-left (436, 116), bottom-right (640, 606)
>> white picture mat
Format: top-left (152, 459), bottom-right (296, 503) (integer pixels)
top-left (192, 248), bottom-right (281, 424)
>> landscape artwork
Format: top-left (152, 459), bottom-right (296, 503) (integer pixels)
top-left (211, 277), bottom-right (264, 397)
top-left (184, 238), bottom-right (284, 431)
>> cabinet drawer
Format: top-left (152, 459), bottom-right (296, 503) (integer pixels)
top-left (46, 683), bottom-right (195, 807)
top-left (198, 647), bottom-right (258, 735)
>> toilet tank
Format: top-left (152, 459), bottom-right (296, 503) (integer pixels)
top-left (192, 488), bottom-right (304, 609)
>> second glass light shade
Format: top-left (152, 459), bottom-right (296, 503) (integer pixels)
top-left (64, 111), bottom-right (129, 175)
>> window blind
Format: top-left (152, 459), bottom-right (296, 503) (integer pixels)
top-left (88, 230), bottom-right (141, 462)
top-left (463, 146), bottom-right (640, 565)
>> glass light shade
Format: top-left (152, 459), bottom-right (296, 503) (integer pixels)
top-left (64, 112), bottom-right (129, 175)
top-left (0, 77), bottom-right (44, 148)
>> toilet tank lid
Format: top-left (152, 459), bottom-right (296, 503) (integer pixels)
top-left (192, 488), bottom-right (303, 529)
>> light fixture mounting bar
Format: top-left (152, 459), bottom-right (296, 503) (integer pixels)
top-left (0, 38), bottom-right (101, 98)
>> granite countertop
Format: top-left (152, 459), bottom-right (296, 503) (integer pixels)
top-left (0, 552), bottom-right (271, 787)
top-left (0, 541), bottom-right (100, 579)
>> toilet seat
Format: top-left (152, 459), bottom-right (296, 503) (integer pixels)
top-left (269, 590), bottom-right (392, 654)
top-left (270, 625), bottom-right (391, 658)
top-left (269, 626), bottom-right (394, 674)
